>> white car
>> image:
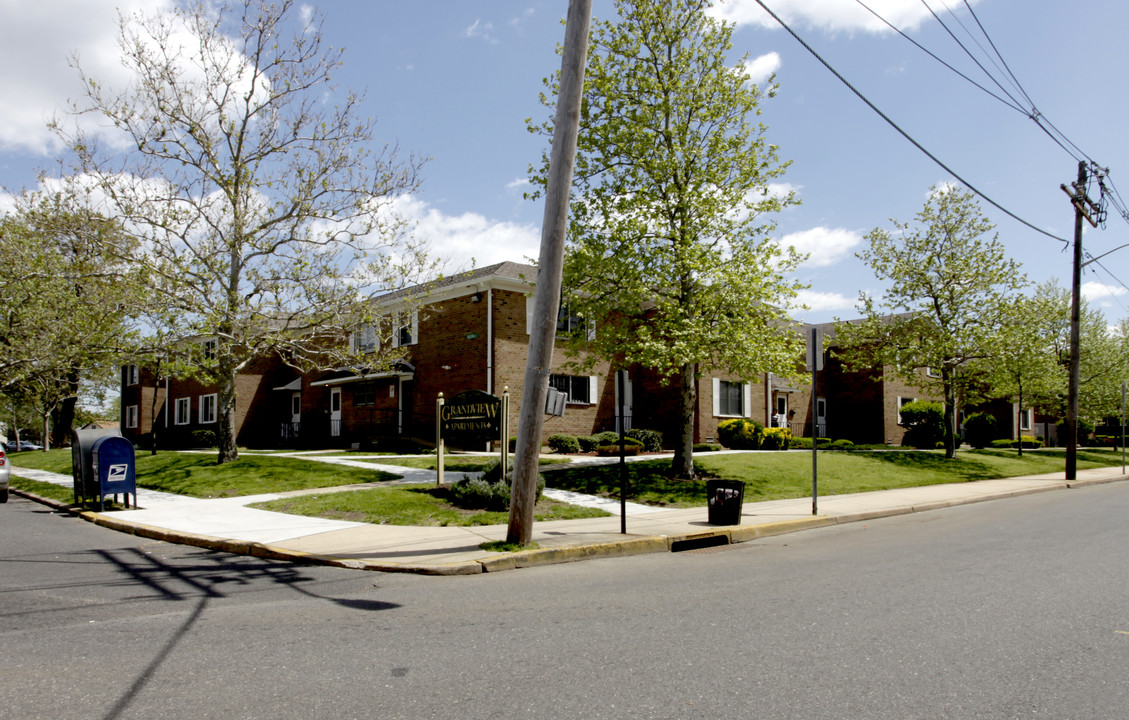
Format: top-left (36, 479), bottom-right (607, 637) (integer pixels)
top-left (0, 446), bottom-right (9, 503)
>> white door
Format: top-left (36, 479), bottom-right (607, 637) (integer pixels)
top-left (330, 388), bottom-right (342, 437)
top-left (291, 392), bottom-right (301, 425)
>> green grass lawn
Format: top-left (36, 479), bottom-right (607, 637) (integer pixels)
top-left (371, 456), bottom-right (570, 472)
top-left (9, 449), bottom-right (401, 498)
top-left (543, 448), bottom-right (1127, 507)
top-left (250, 484), bottom-right (610, 526)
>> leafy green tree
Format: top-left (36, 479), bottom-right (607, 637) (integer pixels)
top-left (834, 186), bottom-right (1027, 459)
top-left (0, 193), bottom-right (139, 447)
top-left (530, 0), bottom-right (803, 478)
top-left (54, 0), bottom-right (433, 463)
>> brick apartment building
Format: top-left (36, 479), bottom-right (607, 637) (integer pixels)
top-left (120, 261), bottom-right (947, 451)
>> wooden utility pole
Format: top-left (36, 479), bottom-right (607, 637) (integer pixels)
top-left (1064, 161), bottom-right (1098, 481)
top-left (506, 0), bottom-right (592, 546)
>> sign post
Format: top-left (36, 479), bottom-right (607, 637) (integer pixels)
top-left (436, 393), bottom-right (444, 487)
top-left (807, 326), bottom-right (824, 515)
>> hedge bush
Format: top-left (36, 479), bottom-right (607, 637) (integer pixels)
top-left (547, 434), bottom-right (580, 454)
top-left (900, 400), bottom-right (944, 449)
top-left (693, 443), bottom-right (722, 452)
top-left (761, 427), bottom-right (792, 451)
top-left (597, 442), bottom-right (642, 456)
top-left (449, 460), bottom-right (544, 511)
top-left (962, 412), bottom-right (1000, 449)
top-left (988, 438), bottom-right (1043, 449)
top-left (626, 427), bottom-right (663, 452)
top-left (830, 438), bottom-right (855, 450)
top-left (717, 418), bottom-right (764, 450)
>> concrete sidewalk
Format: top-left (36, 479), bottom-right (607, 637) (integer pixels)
top-left (10, 459), bottom-right (1127, 576)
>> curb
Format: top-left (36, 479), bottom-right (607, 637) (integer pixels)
top-left (11, 473), bottom-right (1129, 576)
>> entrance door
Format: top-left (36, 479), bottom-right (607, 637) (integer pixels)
top-left (330, 388), bottom-right (342, 437)
top-left (774, 395), bottom-right (788, 427)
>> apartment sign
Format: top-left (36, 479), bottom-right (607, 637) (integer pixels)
top-left (441, 390), bottom-right (502, 442)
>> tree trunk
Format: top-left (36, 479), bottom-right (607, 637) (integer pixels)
top-left (217, 363), bottom-right (239, 465)
top-left (942, 371), bottom-right (957, 459)
top-left (671, 362), bottom-right (697, 479)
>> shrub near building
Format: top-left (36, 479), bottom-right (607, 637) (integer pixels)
top-left (717, 418), bottom-right (764, 450)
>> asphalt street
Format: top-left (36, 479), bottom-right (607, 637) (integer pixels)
top-left (3, 482), bottom-right (1129, 719)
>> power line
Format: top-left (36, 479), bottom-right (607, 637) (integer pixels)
top-left (752, 0), bottom-right (1069, 244)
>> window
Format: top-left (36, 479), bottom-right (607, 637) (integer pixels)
top-left (555, 305), bottom-right (592, 340)
top-left (125, 405), bottom-right (139, 429)
top-left (393, 311), bottom-right (418, 347)
top-left (1019, 408), bottom-right (1033, 431)
top-left (550, 374), bottom-right (595, 404)
top-left (897, 396), bottom-right (916, 425)
top-left (353, 382), bottom-right (376, 407)
top-left (352, 325), bottom-right (377, 353)
top-left (712, 379), bottom-right (749, 417)
top-left (199, 394), bottom-right (217, 424)
top-left (926, 367), bottom-right (941, 378)
top-left (718, 380), bottom-right (744, 416)
top-left (126, 364), bottom-right (139, 386)
top-left (202, 338), bottom-right (217, 360)
top-left (175, 397), bottom-right (191, 425)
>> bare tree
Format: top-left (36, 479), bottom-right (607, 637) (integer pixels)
top-left (53, 0), bottom-right (433, 463)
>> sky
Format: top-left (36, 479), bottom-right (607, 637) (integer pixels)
top-left (1, 0), bottom-right (1127, 325)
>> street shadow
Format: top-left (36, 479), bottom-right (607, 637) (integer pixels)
top-left (89, 548), bottom-right (399, 720)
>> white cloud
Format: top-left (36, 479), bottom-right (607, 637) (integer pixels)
top-left (390, 195), bottom-right (540, 269)
top-left (708, 0), bottom-right (978, 34)
top-left (743, 52), bottom-right (781, 85)
top-left (0, 0), bottom-right (174, 155)
top-left (465, 19), bottom-right (498, 44)
top-left (791, 288), bottom-right (856, 313)
top-left (1082, 281), bottom-right (1128, 301)
top-left (782, 226), bottom-right (862, 267)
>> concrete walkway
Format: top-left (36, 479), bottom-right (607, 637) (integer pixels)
top-left (10, 454), bottom-right (1127, 576)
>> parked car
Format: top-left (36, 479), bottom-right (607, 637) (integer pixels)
top-left (5, 440), bottom-right (42, 453)
top-left (0, 447), bottom-right (9, 502)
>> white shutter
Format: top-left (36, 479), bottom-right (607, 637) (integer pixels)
top-left (589, 376), bottom-right (598, 404)
top-left (712, 378), bottom-right (720, 416)
top-left (743, 382), bottom-right (752, 418)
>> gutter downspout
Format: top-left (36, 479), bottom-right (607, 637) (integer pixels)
top-left (487, 288), bottom-right (494, 394)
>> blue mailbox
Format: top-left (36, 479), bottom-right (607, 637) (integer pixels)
top-left (90, 435), bottom-right (137, 511)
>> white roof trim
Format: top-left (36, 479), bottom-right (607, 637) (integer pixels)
top-left (310, 371), bottom-right (414, 387)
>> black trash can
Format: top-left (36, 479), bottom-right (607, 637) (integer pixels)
top-left (706, 479), bottom-right (745, 526)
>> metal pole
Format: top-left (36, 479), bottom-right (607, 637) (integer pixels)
top-left (812, 363), bottom-right (818, 515)
top-left (618, 369), bottom-right (627, 534)
top-left (436, 393), bottom-right (444, 487)
top-left (506, 0), bottom-right (592, 546)
top-left (1121, 381), bottom-right (1126, 475)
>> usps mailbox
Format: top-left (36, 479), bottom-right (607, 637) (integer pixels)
top-left (90, 435), bottom-right (137, 511)
top-left (72, 427), bottom-right (121, 507)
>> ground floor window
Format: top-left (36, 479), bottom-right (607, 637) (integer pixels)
top-left (175, 397), bottom-right (191, 425)
top-left (550, 374), bottom-right (594, 404)
top-left (353, 382), bottom-right (377, 407)
top-left (125, 405), bottom-right (139, 429)
top-left (199, 394), bottom-right (217, 424)
top-left (717, 380), bottom-right (744, 417)
top-left (1019, 408), bottom-right (1033, 431)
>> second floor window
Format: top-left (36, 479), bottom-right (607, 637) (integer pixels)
top-left (352, 325), bottom-right (377, 353)
top-left (126, 364), bottom-right (139, 385)
top-left (393, 311), bottom-right (418, 347)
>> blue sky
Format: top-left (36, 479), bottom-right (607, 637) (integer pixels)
top-left (2, 0), bottom-right (1127, 325)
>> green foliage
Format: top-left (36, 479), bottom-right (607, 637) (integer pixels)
top-left (962, 412), bottom-right (1000, 449)
top-left (899, 400), bottom-right (945, 449)
top-left (693, 443), bottom-right (722, 452)
top-left (189, 429), bottom-right (218, 449)
top-left (1057, 418), bottom-right (1096, 446)
top-left (548, 434), bottom-right (581, 454)
top-left (829, 439), bottom-right (856, 450)
top-left (596, 438), bottom-right (643, 456)
top-left (626, 427), bottom-right (664, 451)
top-left (531, 0), bottom-right (803, 477)
top-left (835, 186), bottom-right (1029, 458)
top-left (449, 460), bottom-right (544, 511)
top-left (989, 438), bottom-right (1043, 449)
top-left (761, 427), bottom-right (792, 451)
top-left (717, 418), bottom-right (765, 450)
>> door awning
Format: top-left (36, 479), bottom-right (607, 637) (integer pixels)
top-left (272, 377), bottom-right (302, 391)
